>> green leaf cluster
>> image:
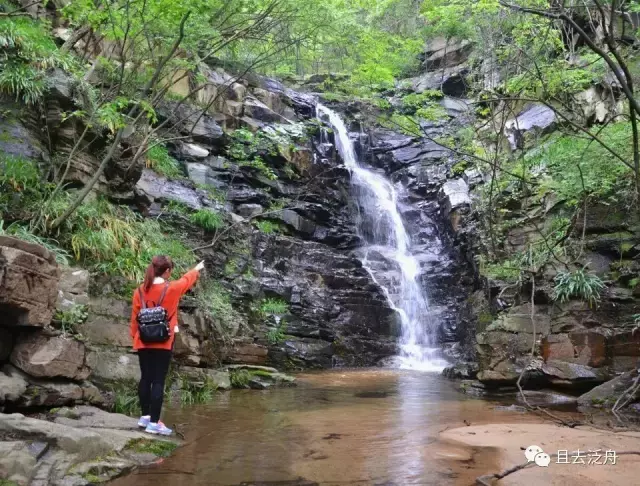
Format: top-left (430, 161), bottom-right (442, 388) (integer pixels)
top-left (553, 268), bottom-right (605, 306)
top-left (0, 5), bottom-right (75, 103)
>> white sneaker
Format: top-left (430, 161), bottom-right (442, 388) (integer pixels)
top-left (145, 421), bottom-right (172, 436)
top-left (137, 415), bottom-right (151, 428)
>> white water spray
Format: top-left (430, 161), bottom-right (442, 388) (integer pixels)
top-left (317, 104), bottom-right (448, 372)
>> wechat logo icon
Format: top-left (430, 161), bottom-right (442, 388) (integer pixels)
top-left (525, 445), bottom-right (551, 467)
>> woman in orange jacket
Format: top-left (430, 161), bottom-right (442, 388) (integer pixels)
top-left (130, 255), bottom-right (204, 435)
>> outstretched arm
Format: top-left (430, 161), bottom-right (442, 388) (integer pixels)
top-left (174, 261), bottom-right (204, 295)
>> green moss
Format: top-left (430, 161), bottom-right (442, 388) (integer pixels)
top-left (451, 161), bottom-right (468, 175)
top-left (477, 311), bottom-right (494, 326)
top-left (0, 480), bottom-right (20, 486)
top-left (250, 369), bottom-right (273, 378)
top-left (80, 473), bottom-right (104, 484)
top-left (125, 438), bottom-right (178, 458)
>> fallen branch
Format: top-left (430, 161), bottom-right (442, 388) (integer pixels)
top-left (477, 450), bottom-right (640, 485)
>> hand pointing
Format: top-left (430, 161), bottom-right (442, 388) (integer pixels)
top-left (195, 260), bottom-right (205, 272)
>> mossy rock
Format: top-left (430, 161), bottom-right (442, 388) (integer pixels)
top-left (125, 438), bottom-right (178, 458)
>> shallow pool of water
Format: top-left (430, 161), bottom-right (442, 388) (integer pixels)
top-left (111, 369), bottom-right (554, 486)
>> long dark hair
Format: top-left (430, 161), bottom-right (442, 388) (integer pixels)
top-left (143, 255), bottom-right (174, 292)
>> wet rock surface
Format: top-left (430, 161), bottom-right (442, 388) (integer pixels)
top-left (0, 407), bottom-right (178, 486)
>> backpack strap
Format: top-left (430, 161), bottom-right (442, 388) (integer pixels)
top-left (157, 282), bottom-right (170, 307)
top-left (138, 287), bottom-right (147, 309)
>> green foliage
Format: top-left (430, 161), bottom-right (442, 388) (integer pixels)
top-left (190, 209), bottom-right (224, 231)
top-left (0, 222), bottom-right (71, 265)
top-left (400, 91), bottom-right (443, 111)
top-left (553, 268), bottom-right (605, 306)
top-left (505, 54), bottom-right (606, 97)
top-left (260, 298), bottom-right (289, 315)
top-left (229, 369), bottom-right (251, 388)
top-left (451, 161), bottom-right (469, 175)
top-left (480, 257), bottom-right (522, 283)
top-left (126, 438), bottom-right (177, 458)
top-left (195, 280), bottom-right (238, 329)
top-left (179, 374), bottom-right (217, 406)
top-left (380, 113), bottom-right (422, 136)
top-left (267, 319), bottom-right (288, 345)
top-left (109, 380), bottom-right (140, 417)
top-left (246, 156), bottom-right (277, 181)
top-left (147, 145), bottom-right (182, 179)
top-left (253, 220), bottom-right (282, 234)
top-left (47, 197), bottom-right (194, 281)
top-left (166, 200), bottom-right (191, 216)
top-left (0, 9), bottom-right (75, 103)
top-left (524, 124), bottom-right (634, 206)
top-left (0, 480), bottom-right (19, 486)
top-left (0, 154), bottom-right (39, 190)
top-left (53, 305), bottom-right (88, 335)
top-left (0, 154), bottom-right (47, 220)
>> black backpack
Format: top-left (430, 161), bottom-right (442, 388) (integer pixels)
top-left (136, 283), bottom-right (171, 343)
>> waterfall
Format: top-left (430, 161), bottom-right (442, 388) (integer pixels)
top-left (316, 104), bottom-right (449, 372)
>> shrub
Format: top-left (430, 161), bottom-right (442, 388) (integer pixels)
top-left (190, 209), bottom-right (224, 231)
top-left (253, 220), bottom-right (281, 234)
top-left (553, 268), bottom-right (605, 306)
top-left (179, 374), bottom-right (217, 406)
top-left (108, 380), bottom-right (139, 417)
top-left (52, 197), bottom-right (195, 281)
top-left (230, 369), bottom-right (251, 388)
top-left (267, 318), bottom-right (287, 345)
top-left (0, 155), bottom-right (46, 219)
top-left (0, 222), bottom-right (71, 265)
top-left (260, 298), bottom-right (288, 315)
top-left (0, 12), bottom-right (75, 104)
top-left (147, 145), bottom-right (182, 179)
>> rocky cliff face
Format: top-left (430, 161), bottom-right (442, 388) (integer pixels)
top-left (402, 36), bottom-right (640, 398)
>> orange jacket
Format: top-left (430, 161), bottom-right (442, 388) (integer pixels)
top-left (129, 269), bottom-right (199, 351)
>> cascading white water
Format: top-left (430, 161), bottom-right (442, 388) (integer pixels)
top-left (317, 104), bottom-right (449, 372)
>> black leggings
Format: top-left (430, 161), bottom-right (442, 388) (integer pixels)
top-left (137, 349), bottom-right (172, 423)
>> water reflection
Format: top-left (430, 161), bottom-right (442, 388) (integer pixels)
top-left (111, 370), bottom-right (544, 486)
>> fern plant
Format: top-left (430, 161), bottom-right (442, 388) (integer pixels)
top-left (190, 209), bottom-right (223, 231)
top-left (553, 268), bottom-right (605, 306)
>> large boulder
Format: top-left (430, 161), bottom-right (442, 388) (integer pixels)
top-left (421, 37), bottom-right (473, 70)
top-left (135, 169), bottom-right (203, 209)
top-left (504, 104), bottom-right (556, 150)
top-left (577, 369), bottom-right (639, 408)
top-left (10, 333), bottom-right (89, 381)
top-left (0, 236), bottom-right (60, 327)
